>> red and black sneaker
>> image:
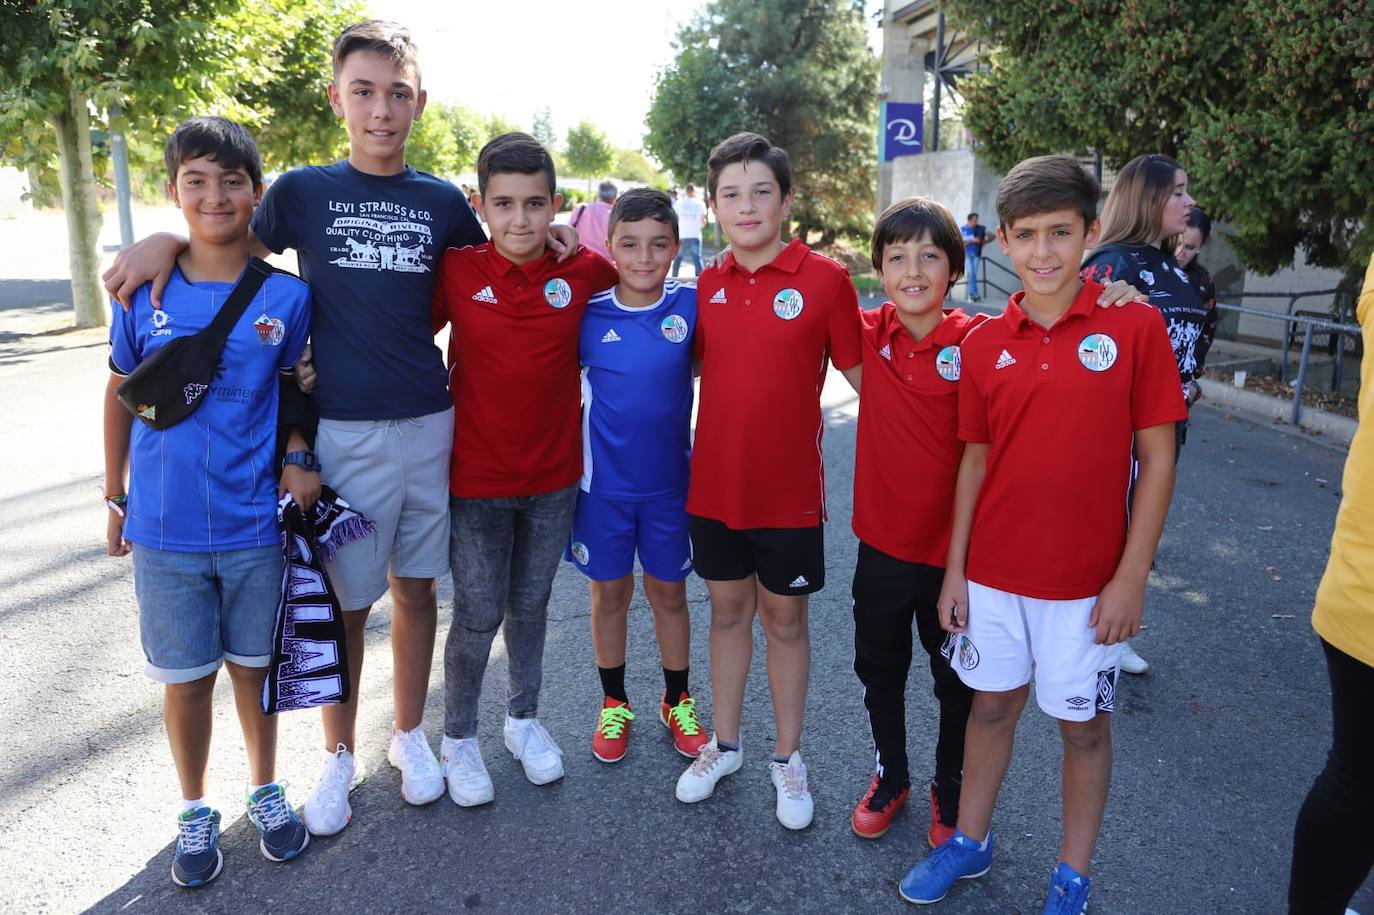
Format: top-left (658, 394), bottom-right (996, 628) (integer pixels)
top-left (591, 697), bottom-right (634, 763)
top-left (659, 693), bottom-right (709, 758)
top-left (851, 774), bottom-right (910, 839)
top-left (928, 776), bottom-right (961, 848)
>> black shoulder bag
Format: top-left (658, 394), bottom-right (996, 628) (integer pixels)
top-left (116, 257), bottom-right (274, 429)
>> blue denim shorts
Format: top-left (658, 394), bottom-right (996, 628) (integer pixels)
top-left (132, 544), bottom-right (282, 683)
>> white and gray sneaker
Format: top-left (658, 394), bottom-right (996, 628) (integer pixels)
top-left (503, 715), bottom-right (565, 785)
top-left (1119, 641), bottom-right (1150, 675)
top-left (387, 724), bottom-right (444, 806)
top-left (675, 736), bottom-right (743, 803)
top-left (303, 744), bottom-right (366, 836)
top-left (769, 751), bottom-right (814, 830)
top-left (440, 735), bottom-right (495, 807)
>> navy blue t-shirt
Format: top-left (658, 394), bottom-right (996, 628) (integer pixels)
top-left (252, 161), bottom-right (485, 420)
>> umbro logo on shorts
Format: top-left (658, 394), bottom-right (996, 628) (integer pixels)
top-left (1096, 668), bottom-right (1117, 713)
top-left (789, 575), bottom-right (809, 588)
top-left (601, 329), bottom-right (622, 343)
top-left (1066, 696), bottom-right (1091, 709)
top-left (995, 349), bottom-right (1017, 370)
top-left (472, 285), bottom-right (498, 304)
top-left (708, 288), bottom-right (728, 304)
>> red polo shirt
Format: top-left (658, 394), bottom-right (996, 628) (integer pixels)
top-left (958, 280), bottom-right (1186, 599)
top-left (853, 305), bottom-right (988, 566)
top-left (433, 244), bottom-right (618, 498)
top-left (687, 239), bottom-right (863, 529)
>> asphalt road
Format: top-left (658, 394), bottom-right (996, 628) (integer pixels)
top-left (1, 279), bottom-right (1371, 914)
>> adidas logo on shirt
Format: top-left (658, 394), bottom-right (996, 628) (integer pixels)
top-left (878, 344), bottom-right (892, 361)
top-left (708, 288), bottom-right (728, 304)
top-left (995, 349), bottom-right (1017, 370)
top-left (601, 329), bottom-right (622, 344)
top-left (472, 285), bottom-right (498, 304)
top-left (789, 575), bottom-right (809, 588)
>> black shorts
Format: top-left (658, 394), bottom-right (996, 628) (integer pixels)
top-left (688, 515), bottom-right (825, 596)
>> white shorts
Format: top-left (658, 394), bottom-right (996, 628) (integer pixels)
top-left (315, 407), bottom-right (454, 610)
top-left (942, 579), bottom-right (1123, 722)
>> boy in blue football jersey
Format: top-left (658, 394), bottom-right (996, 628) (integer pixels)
top-left (103, 117), bottom-right (313, 887)
top-left (566, 189), bottom-right (708, 765)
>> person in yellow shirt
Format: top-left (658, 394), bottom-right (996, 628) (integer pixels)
top-left (1288, 251), bottom-right (1374, 915)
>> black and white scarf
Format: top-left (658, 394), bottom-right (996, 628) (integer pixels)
top-left (261, 486), bottom-right (375, 715)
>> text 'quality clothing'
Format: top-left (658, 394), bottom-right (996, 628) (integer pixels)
top-left (252, 161), bottom-right (485, 421)
top-left (433, 244), bottom-right (619, 499)
top-left (109, 267), bottom-right (311, 552)
top-left (688, 239), bottom-right (863, 529)
top-left (579, 281), bottom-right (697, 502)
top-left (957, 280), bottom-right (1188, 600)
top-left (853, 305), bottom-right (988, 567)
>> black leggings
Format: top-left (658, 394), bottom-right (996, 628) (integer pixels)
top-left (1289, 638), bottom-right (1374, 913)
top-left (851, 543), bottom-right (973, 786)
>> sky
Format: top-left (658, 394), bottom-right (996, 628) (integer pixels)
top-left (369, 0), bottom-right (884, 150)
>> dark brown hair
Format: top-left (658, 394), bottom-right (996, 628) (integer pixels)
top-left (332, 20), bottom-right (420, 80)
top-left (706, 132), bottom-right (791, 202)
top-left (996, 155), bottom-right (1099, 231)
top-left (165, 116), bottom-right (263, 190)
top-left (609, 188), bottom-right (678, 241)
top-left (477, 132), bottom-right (557, 197)
top-left (870, 196), bottom-right (964, 285)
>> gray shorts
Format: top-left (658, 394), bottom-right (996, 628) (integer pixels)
top-left (315, 407), bottom-right (454, 610)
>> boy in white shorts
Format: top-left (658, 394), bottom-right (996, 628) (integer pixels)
top-left (897, 155), bottom-right (1187, 913)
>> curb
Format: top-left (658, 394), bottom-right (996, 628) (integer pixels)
top-left (1197, 377), bottom-right (1358, 446)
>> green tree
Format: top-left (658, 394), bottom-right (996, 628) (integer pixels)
top-left (943, 0), bottom-right (1374, 279)
top-left (645, 0), bottom-right (878, 244)
top-left (407, 101), bottom-right (462, 177)
top-left (483, 113), bottom-right (520, 144)
top-left (610, 147), bottom-right (666, 186)
top-left (564, 120), bottom-right (613, 190)
top-left (531, 106), bottom-right (557, 149)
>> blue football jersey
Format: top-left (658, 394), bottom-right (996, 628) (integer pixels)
top-left (109, 265), bottom-right (312, 551)
top-left (579, 281), bottom-right (696, 501)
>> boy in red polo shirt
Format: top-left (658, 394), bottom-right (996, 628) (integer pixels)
top-left (674, 133), bottom-right (862, 830)
top-left (431, 133), bottom-right (617, 806)
top-left (898, 156), bottom-right (1186, 911)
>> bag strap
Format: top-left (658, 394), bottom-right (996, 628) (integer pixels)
top-left (202, 256), bottom-right (274, 345)
top-left (571, 203), bottom-right (585, 228)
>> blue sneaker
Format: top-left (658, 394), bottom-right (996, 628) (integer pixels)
top-left (246, 783), bottom-right (310, 862)
top-left (171, 806), bottom-right (223, 888)
top-left (898, 829), bottom-right (994, 904)
top-left (1042, 862), bottom-right (1091, 914)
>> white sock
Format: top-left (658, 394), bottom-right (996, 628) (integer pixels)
top-left (180, 796), bottom-right (209, 813)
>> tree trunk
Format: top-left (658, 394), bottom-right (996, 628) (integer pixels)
top-left (51, 86), bottom-right (106, 328)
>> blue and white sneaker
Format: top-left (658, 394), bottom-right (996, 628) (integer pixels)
top-left (1042, 861), bottom-right (1091, 914)
top-left (171, 806), bottom-right (223, 888)
top-left (246, 783), bottom-right (310, 862)
top-left (898, 829), bottom-right (994, 905)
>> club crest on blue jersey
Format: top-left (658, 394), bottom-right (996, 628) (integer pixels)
top-left (254, 314), bottom-right (286, 347)
top-left (660, 314), bottom-right (689, 344)
top-left (935, 344), bottom-right (961, 381)
top-left (544, 278), bottom-right (573, 309)
top-left (1077, 333), bottom-right (1119, 372)
top-left (773, 288), bottom-right (804, 320)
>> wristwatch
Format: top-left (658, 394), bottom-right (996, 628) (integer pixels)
top-left (282, 450), bottom-right (322, 473)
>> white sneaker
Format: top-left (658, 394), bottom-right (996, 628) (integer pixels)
top-left (387, 725), bottom-right (444, 806)
top-left (769, 751), bottom-right (814, 830)
top-left (303, 744), bottom-right (366, 836)
top-left (1119, 641), bottom-right (1150, 675)
top-left (440, 736), bottom-right (495, 807)
top-left (675, 736), bottom-right (743, 803)
top-left (503, 715), bottom-right (565, 785)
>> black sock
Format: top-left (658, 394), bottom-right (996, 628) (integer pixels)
top-left (716, 736), bottom-right (739, 753)
top-left (663, 667), bottom-right (689, 705)
top-left (598, 664), bottom-right (627, 702)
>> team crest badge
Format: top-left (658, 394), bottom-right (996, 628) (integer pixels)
top-left (660, 314), bottom-right (689, 344)
top-left (773, 288), bottom-right (804, 320)
top-left (1077, 333), bottom-right (1118, 372)
top-left (544, 278), bottom-right (573, 309)
top-left (935, 345), bottom-right (961, 382)
top-left (957, 636), bottom-right (980, 670)
top-left (254, 314), bottom-right (286, 347)
top-left (570, 541), bottom-right (590, 565)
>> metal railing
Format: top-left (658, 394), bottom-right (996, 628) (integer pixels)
top-left (1215, 288), bottom-right (1359, 388)
top-left (1211, 301), bottom-right (1361, 426)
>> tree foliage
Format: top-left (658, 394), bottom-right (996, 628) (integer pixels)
top-left (408, 101), bottom-right (484, 177)
top-left (611, 147), bottom-right (667, 186)
top-left (645, 0), bottom-right (878, 243)
top-left (564, 120), bottom-right (613, 181)
top-left (944, 0), bottom-right (1374, 279)
top-left (531, 106), bottom-right (557, 150)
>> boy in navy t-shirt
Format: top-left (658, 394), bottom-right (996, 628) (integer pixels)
top-left (103, 117), bottom-right (312, 887)
top-left (564, 189), bottom-right (707, 766)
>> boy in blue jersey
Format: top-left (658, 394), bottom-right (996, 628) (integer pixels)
top-left (103, 117), bottom-right (313, 887)
top-left (566, 189), bottom-right (708, 764)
